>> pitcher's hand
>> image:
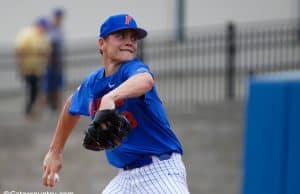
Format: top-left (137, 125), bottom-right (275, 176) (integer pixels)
top-left (42, 150), bottom-right (62, 187)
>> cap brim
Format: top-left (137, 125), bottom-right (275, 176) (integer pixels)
top-left (103, 27), bottom-right (147, 39)
top-left (135, 28), bottom-right (147, 39)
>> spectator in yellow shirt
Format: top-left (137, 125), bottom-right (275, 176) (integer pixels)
top-left (15, 17), bottom-right (51, 118)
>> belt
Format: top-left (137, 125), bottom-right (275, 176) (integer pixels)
top-left (123, 153), bottom-right (173, 171)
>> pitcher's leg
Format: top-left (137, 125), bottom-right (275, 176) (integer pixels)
top-left (132, 153), bottom-right (189, 194)
top-left (102, 171), bottom-right (131, 194)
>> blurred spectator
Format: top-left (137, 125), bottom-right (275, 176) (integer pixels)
top-left (15, 17), bottom-right (51, 119)
top-left (42, 8), bottom-right (66, 112)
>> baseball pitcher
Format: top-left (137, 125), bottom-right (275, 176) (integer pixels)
top-left (42, 13), bottom-right (189, 193)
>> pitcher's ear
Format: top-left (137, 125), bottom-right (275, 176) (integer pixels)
top-left (98, 38), bottom-right (104, 55)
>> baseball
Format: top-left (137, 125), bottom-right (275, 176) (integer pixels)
top-left (54, 173), bottom-right (60, 183)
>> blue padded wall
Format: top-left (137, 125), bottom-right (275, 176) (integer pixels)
top-left (243, 72), bottom-right (300, 194)
top-left (285, 82), bottom-right (300, 194)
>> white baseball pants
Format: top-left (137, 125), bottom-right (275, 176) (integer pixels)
top-left (102, 153), bottom-right (189, 194)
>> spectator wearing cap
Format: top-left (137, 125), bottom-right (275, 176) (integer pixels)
top-left (42, 8), bottom-right (66, 112)
top-left (15, 17), bottom-right (51, 119)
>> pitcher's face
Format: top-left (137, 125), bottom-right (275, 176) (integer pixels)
top-left (99, 29), bottom-right (138, 63)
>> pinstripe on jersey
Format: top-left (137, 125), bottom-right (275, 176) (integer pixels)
top-left (102, 153), bottom-right (189, 194)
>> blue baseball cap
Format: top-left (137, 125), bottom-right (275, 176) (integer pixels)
top-left (35, 17), bottom-right (50, 29)
top-left (99, 14), bottom-right (147, 39)
top-left (53, 8), bottom-right (64, 17)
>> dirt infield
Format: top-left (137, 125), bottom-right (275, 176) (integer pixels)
top-left (0, 95), bottom-right (244, 194)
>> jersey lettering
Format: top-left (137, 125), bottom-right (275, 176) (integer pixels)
top-left (122, 111), bottom-right (138, 128)
top-left (89, 97), bottom-right (137, 129)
